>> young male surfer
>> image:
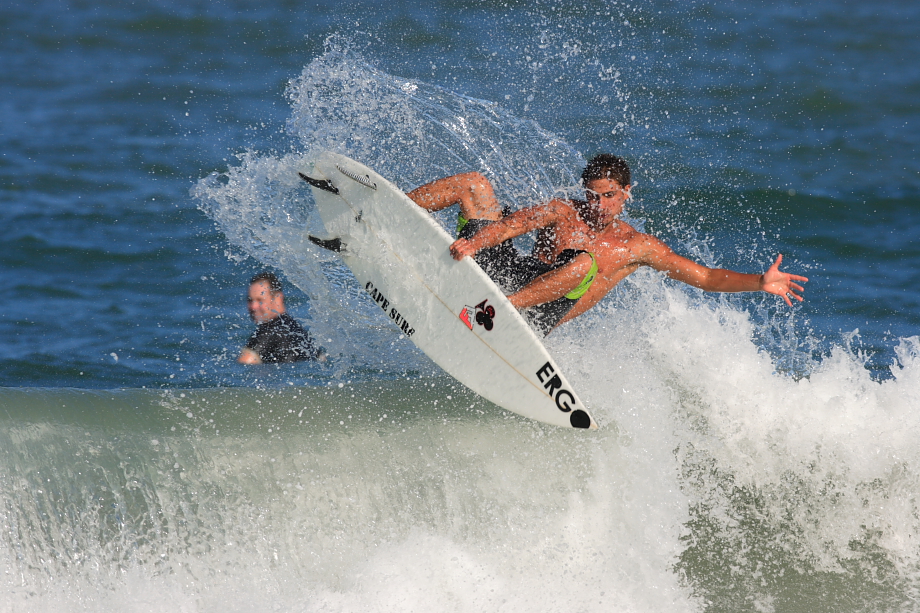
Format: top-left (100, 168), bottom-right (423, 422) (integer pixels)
top-left (407, 154), bottom-right (808, 335)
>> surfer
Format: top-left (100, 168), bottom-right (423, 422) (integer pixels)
top-left (238, 272), bottom-right (323, 364)
top-left (408, 154), bottom-right (808, 335)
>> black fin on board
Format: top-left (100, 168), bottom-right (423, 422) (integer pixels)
top-left (308, 235), bottom-right (345, 253)
top-left (298, 172), bottom-right (339, 194)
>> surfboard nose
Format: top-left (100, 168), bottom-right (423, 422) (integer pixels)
top-left (570, 409), bottom-right (595, 429)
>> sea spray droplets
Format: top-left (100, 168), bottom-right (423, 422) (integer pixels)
top-left (285, 46), bottom-right (586, 208)
top-left (196, 47), bottom-right (592, 376)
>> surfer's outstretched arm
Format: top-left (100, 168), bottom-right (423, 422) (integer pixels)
top-left (638, 237), bottom-right (808, 305)
top-left (407, 172), bottom-right (503, 221)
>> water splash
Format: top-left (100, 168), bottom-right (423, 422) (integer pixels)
top-left (194, 43), bottom-right (590, 375)
top-left (285, 43), bottom-right (586, 204)
top-left (549, 272), bottom-right (920, 610)
top-left (190, 45), bottom-right (920, 611)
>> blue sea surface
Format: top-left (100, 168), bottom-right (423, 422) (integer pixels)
top-left (1, 1), bottom-right (919, 611)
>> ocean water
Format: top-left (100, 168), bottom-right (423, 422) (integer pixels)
top-left (2, 0), bottom-right (919, 611)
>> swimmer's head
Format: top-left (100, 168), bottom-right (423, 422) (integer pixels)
top-left (249, 271), bottom-right (283, 293)
top-left (247, 272), bottom-right (286, 323)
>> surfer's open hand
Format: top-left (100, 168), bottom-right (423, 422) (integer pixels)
top-left (449, 238), bottom-right (477, 260)
top-left (760, 254), bottom-right (809, 306)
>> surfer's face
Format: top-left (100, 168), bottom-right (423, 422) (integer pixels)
top-left (247, 281), bottom-right (284, 323)
top-left (585, 178), bottom-right (630, 226)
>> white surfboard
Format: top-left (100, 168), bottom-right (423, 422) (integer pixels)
top-left (299, 152), bottom-right (597, 429)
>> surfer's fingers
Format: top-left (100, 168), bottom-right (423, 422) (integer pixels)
top-left (451, 239), bottom-right (477, 260)
top-left (448, 239), bottom-right (466, 259)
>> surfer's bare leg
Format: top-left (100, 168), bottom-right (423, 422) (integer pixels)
top-left (507, 252), bottom-right (595, 309)
top-left (407, 172), bottom-right (503, 221)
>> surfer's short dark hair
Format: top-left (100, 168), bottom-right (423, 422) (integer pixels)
top-left (250, 271), bottom-right (283, 294)
top-left (581, 154), bottom-right (631, 188)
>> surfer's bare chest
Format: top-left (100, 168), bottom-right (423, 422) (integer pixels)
top-left (532, 215), bottom-right (602, 261)
top-left (591, 223), bottom-right (647, 278)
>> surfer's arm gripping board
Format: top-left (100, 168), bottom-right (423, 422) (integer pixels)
top-left (445, 201), bottom-right (597, 310)
top-left (447, 200), bottom-right (572, 260)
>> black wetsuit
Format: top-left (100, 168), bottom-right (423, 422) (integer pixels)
top-left (245, 313), bottom-right (319, 363)
top-left (459, 219), bottom-right (594, 336)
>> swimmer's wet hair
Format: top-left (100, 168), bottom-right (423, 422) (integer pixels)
top-left (250, 271), bottom-right (283, 293)
top-left (582, 154), bottom-right (631, 188)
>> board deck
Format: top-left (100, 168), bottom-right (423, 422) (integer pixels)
top-left (300, 151), bottom-right (597, 429)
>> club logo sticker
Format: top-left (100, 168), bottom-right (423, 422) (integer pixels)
top-left (460, 300), bottom-right (496, 331)
top-left (474, 300), bottom-right (495, 330)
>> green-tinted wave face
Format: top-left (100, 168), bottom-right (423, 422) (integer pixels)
top-left (6, 342), bottom-right (920, 612)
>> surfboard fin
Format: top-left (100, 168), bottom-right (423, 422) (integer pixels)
top-left (299, 172), bottom-right (339, 194)
top-left (308, 235), bottom-right (346, 253)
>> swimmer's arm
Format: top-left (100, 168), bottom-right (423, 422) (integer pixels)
top-left (238, 348), bottom-right (263, 364)
top-left (449, 201), bottom-right (566, 260)
top-left (639, 237), bottom-right (808, 305)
